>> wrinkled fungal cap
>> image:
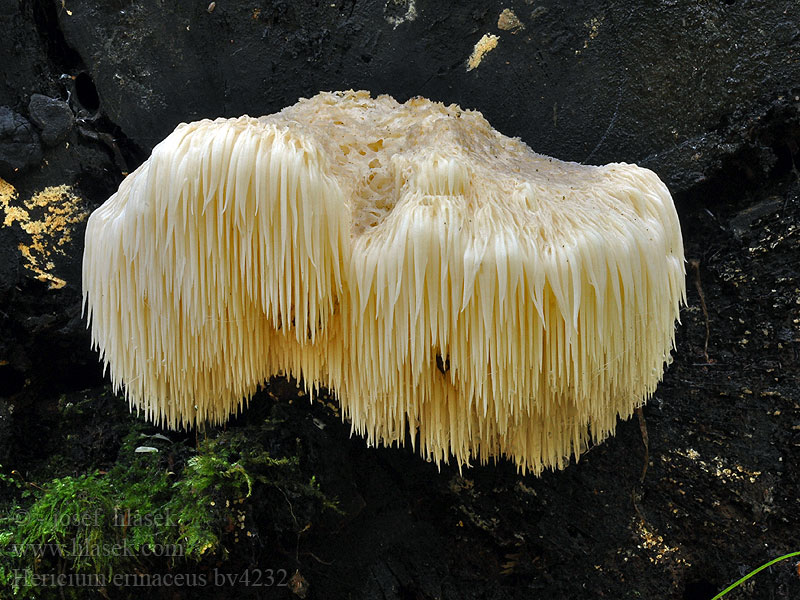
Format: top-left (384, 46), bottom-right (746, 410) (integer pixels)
top-left (83, 90), bottom-right (685, 475)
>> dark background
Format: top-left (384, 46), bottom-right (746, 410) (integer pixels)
top-left (0, 1), bottom-right (799, 598)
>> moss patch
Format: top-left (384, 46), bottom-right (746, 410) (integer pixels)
top-left (0, 392), bottom-right (338, 599)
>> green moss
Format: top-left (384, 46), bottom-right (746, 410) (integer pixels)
top-left (0, 413), bottom-right (338, 599)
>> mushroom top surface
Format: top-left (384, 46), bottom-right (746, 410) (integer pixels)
top-left (253, 90), bottom-right (671, 246)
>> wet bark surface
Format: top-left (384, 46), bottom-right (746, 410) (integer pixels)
top-left (1, 1), bottom-right (799, 598)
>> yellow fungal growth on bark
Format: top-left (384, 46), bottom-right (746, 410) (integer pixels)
top-left (83, 91), bottom-right (685, 474)
top-left (1, 179), bottom-right (87, 289)
top-left (466, 34), bottom-right (500, 71)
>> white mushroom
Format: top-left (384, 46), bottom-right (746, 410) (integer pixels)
top-left (83, 90), bottom-right (685, 474)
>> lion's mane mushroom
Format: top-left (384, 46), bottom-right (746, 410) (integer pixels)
top-left (83, 91), bottom-right (685, 474)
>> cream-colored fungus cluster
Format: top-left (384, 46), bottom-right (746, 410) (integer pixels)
top-left (83, 90), bottom-right (685, 474)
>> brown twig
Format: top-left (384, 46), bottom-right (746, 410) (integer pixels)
top-left (635, 406), bottom-right (649, 484)
top-left (631, 406), bottom-right (650, 522)
top-left (303, 551), bottom-right (334, 566)
top-left (689, 259), bottom-right (711, 363)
